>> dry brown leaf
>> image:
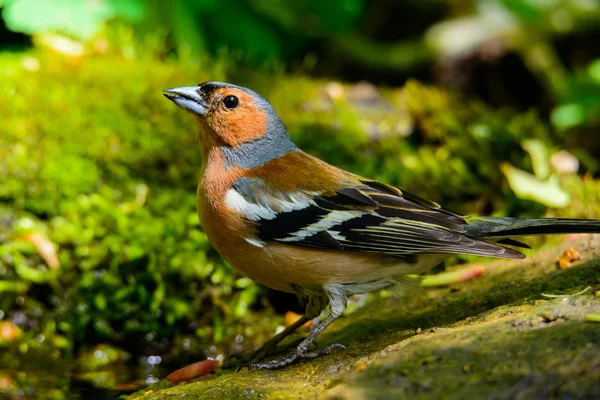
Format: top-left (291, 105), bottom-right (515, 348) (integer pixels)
top-left (285, 311), bottom-right (313, 330)
top-left (0, 321), bottom-right (21, 342)
top-left (558, 248), bottom-right (581, 269)
top-left (19, 232), bottom-right (60, 269)
top-left (166, 360), bottom-right (219, 383)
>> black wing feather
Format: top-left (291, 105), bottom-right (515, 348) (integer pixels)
top-left (250, 179), bottom-right (524, 259)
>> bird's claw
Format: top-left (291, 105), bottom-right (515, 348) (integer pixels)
top-left (248, 343), bottom-right (345, 370)
top-left (221, 339), bottom-right (281, 370)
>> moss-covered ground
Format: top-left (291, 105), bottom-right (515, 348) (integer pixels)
top-left (130, 235), bottom-right (600, 399)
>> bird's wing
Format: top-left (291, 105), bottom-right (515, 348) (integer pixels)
top-left (227, 176), bottom-right (524, 259)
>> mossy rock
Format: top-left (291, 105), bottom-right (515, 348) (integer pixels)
top-left (128, 235), bottom-right (600, 399)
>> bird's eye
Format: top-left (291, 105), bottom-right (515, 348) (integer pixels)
top-left (222, 95), bottom-right (239, 110)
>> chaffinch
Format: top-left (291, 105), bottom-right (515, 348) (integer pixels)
top-left (164, 82), bottom-right (600, 369)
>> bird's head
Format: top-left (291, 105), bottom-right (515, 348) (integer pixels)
top-left (163, 82), bottom-right (295, 165)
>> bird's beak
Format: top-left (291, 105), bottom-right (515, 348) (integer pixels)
top-left (163, 86), bottom-right (208, 116)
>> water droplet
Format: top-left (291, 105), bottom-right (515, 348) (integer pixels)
top-left (235, 335), bottom-right (243, 344)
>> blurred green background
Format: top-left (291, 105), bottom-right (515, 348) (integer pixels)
top-left (0, 0), bottom-right (599, 398)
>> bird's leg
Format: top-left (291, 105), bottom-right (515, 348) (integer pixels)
top-left (248, 314), bottom-right (311, 362)
top-left (249, 285), bottom-right (347, 370)
top-left (222, 314), bottom-right (311, 369)
top-left (248, 312), bottom-right (344, 369)
top-left (224, 289), bottom-right (328, 369)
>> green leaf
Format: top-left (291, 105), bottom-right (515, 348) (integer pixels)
top-left (209, 2), bottom-right (282, 62)
top-left (169, 0), bottom-right (208, 58)
top-left (0, 280), bottom-right (30, 293)
top-left (306, 0), bottom-right (364, 33)
top-left (501, 164), bottom-right (570, 208)
top-left (15, 262), bottom-right (58, 283)
top-left (521, 139), bottom-right (550, 180)
top-left (2, 0), bottom-right (144, 39)
top-left (588, 59), bottom-right (600, 83)
top-left (551, 103), bottom-right (585, 130)
top-left (107, 0), bottom-right (145, 22)
top-left (499, 0), bottom-right (543, 22)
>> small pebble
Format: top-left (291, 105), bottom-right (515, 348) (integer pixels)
top-left (541, 311), bottom-right (556, 322)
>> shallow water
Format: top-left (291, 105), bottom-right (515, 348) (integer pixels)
top-left (0, 344), bottom-right (202, 398)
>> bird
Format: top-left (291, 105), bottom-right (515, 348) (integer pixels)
top-left (163, 82), bottom-right (600, 370)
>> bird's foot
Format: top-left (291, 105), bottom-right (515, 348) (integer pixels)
top-left (248, 343), bottom-right (345, 370)
top-left (223, 314), bottom-right (314, 370)
top-left (222, 338), bottom-right (284, 369)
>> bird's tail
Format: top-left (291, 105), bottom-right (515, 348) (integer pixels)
top-left (466, 217), bottom-right (600, 239)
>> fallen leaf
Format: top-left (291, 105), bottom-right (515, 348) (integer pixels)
top-left (166, 359), bottom-right (220, 383)
top-left (558, 248), bottom-right (581, 269)
top-left (585, 314), bottom-right (600, 323)
top-left (421, 265), bottom-right (485, 287)
top-left (285, 311), bottom-right (313, 330)
top-left (0, 322), bottom-right (21, 342)
top-left (18, 232), bottom-right (59, 269)
top-left (0, 375), bottom-right (16, 391)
